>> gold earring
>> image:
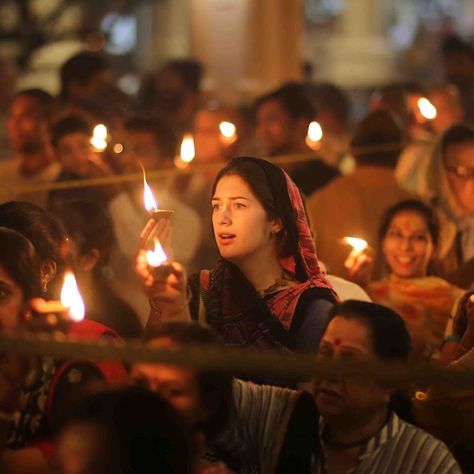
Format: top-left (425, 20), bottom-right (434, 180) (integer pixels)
top-left (41, 280), bottom-right (48, 293)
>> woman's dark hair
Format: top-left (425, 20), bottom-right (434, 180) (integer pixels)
top-left (328, 300), bottom-right (411, 361)
top-left (211, 156), bottom-right (309, 281)
top-left (50, 200), bottom-right (115, 268)
top-left (0, 226), bottom-right (41, 300)
top-left (57, 386), bottom-right (194, 474)
top-left (0, 202), bottom-right (68, 297)
top-left (378, 199), bottom-right (440, 247)
top-left (145, 322), bottom-right (233, 440)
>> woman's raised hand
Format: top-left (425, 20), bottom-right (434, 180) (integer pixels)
top-left (344, 246), bottom-right (375, 288)
top-left (136, 219), bottom-right (190, 324)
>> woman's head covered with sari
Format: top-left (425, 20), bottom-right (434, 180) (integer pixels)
top-left (211, 156), bottom-right (334, 287)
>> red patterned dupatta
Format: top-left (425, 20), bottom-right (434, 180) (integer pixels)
top-left (193, 157), bottom-right (338, 353)
top-left (269, 171), bottom-right (339, 330)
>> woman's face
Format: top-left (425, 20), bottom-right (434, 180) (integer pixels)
top-left (314, 316), bottom-right (391, 423)
top-left (382, 210), bottom-right (435, 279)
top-left (0, 265), bottom-right (25, 332)
top-left (444, 141), bottom-right (474, 215)
top-left (212, 174), bottom-right (279, 264)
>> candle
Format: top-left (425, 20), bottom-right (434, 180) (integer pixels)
top-left (343, 236), bottom-right (368, 255)
top-left (343, 236), bottom-right (369, 271)
top-left (146, 238), bottom-right (174, 280)
top-left (417, 98), bottom-right (437, 121)
top-left (305, 121), bottom-right (323, 150)
top-left (91, 124), bottom-right (108, 151)
top-left (141, 165), bottom-right (174, 220)
top-left (26, 271), bottom-right (85, 332)
top-left (174, 133), bottom-right (195, 169)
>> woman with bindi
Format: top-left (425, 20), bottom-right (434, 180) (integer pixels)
top-left (137, 157), bottom-right (339, 386)
top-left (346, 199), bottom-right (464, 360)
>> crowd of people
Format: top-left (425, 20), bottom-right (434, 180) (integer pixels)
top-left (0, 33), bottom-right (473, 473)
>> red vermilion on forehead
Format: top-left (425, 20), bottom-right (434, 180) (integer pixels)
top-left (334, 338), bottom-right (342, 346)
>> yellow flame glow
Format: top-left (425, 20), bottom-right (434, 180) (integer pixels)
top-left (146, 238), bottom-right (168, 267)
top-left (142, 165), bottom-right (158, 211)
top-left (91, 124), bottom-right (108, 151)
top-left (219, 121), bottom-right (237, 139)
top-left (307, 121), bottom-right (323, 141)
top-left (180, 134), bottom-right (195, 163)
top-left (60, 271), bottom-right (85, 321)
top-left (343, 236), bottom-right (368, 253)
top-left (417, 98), bottom-right (437, 120)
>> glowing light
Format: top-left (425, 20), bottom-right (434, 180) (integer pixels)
top-left (113, 143), bottom-right (123, 154)
top-left (91, 124), bottom-right (108, 151)
top-left (60, 271), bottom-right (85, 322)
top-left (146, 238), bottom-right (168, 267)
top-left (141, 165), bottom-right (158, 211)
top-left (219, 121), bottom-right (237, 145)
top-left (180, 134), bottom-right (195, 164)
top-left (307, 121), bottom-right (323, 141)
top-left (305, 121), bottom-right (323, 150)
top-left (343, 236), bottom-right (368, 254)
top-left (417, 98), bottom-right (437, 120)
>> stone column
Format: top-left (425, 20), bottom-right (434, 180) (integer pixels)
top-left (323, 0), bottom-right (397, 88)
top-left (189, 0), bottom-right (303, 104)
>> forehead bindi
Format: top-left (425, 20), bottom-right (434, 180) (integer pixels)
top-left (390, 211), bottom-right (428, 234)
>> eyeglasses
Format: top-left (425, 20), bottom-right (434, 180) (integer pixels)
top-left (445, 165), bottom-right (474, 179)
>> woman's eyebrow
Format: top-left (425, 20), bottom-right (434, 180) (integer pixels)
top-left (212, 196), bottom-right (251, 201)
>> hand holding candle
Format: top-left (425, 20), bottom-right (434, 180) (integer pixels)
top-left (142, 165), bottom-right (174, 220)
top-left (343, 236), bottom-right (374, 287)
top-left (26, 271), bottom-right (85, 332)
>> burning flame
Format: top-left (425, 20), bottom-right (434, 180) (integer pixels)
top-left (146, 238), bottom-right (168, 267)
top-left (180, 134), bottom-right (195, 164)
top-left (142, 165), bottom-right (158, 211)
top-left (306, 121), bottom-right (323, 150)
top-left (417, 98), bottom-right (437, 120)
top-left (91, 124), bottom-right (108, 151)
top-left (60, 271), bottom-right (85, 322)
top-left (219, 121), bottom-right (237, 144)
top-left (343, 236), bottom-right (368, 254)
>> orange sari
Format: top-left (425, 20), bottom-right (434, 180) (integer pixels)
top-left (368, 275), bottom-right (464, 359)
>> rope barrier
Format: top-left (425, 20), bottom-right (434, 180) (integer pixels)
top-left (0, 333), bottom-right (473, 389)
top-left (0, 142), bottom-right (403, 197)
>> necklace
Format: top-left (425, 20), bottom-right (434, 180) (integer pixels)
top-left (257, 271), bottom-right (294, 298)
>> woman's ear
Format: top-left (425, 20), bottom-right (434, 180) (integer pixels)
top-left (271, 217), bottom-right (284, 235)
top-left (40, 259), bottom-right (57, 292)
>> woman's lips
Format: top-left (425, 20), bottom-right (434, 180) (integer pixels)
top-left (217, 233), bottom-right (236, 245)
top-left (316, 387), bottom-right (344, 403)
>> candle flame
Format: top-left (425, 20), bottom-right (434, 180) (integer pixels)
top-left (60, 271), bottom-right (85, 322)
top-left (180, 134), bottom-right (195, 164)
top-left (142, 165), bottom-right (158, 211)
top-left (307, 121), bottom-right (323, 141)
top-left (343, 236), bottom-right (368, 253)
top-left (417, 98), bottom-right (437, 120)
top-left (306, 121), bottom-right (323, 150)
top-left (91, 124), bottom-right (108, 151)
top-left (146, 238), bottom-right (168, 267)
top-left (219, 121), bottom-right (237, 143)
